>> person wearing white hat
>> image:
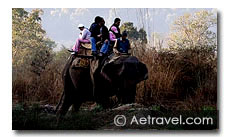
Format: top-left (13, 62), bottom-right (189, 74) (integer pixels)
top-left (72, 24), bottom-right (91, 53)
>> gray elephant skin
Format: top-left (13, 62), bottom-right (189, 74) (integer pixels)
top-left (56, 55), bottom-right (148, 118)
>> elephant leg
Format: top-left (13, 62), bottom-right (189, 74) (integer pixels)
top-left (95, 96), bottom-right (111, 109)
top-left (119, 85), bottom-right (136, 104)
top-left (119, 88), bottom-right (128, 104)
top-left (72, 98), bottom-right (82, 112)
top-left (57, 94), bottom-right (73, 115)
top-left (69, 68), bottom-right (91, 112)
top-left (57, 54), bottom-right (75, 117)
top-left (94, 81), bottom-right (111, 108)
top-left (57, 78), bottom-right (74, 121)
top-left (55, 91), bottom-right (64, 113)
top-left (94, 82), bottom-right (110, 108)
top-left (56, 94), bottom-right (73, 125)
top-left (126, 85), bottom-right (136, 103)
top-left (116, 90), bottom-right (122, 103)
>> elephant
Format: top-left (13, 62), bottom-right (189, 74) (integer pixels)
top-left (55, 53), bottom-right (148, 119)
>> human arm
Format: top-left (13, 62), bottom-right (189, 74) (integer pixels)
top-left (81, 29), bottom-right (88, 39)
top-left (113, 39), bottom-right (119, 54)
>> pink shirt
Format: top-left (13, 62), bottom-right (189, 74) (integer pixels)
top-left (109, 31), bottom-right (117, 41)
top-left (109, 26), bottom-right (118, 41)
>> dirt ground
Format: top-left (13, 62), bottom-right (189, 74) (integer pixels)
top-left (12, 102), bottom-right (217, 130)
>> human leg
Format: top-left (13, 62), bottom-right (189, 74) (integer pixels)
top-left (100, 41), bottom-right (109, 54)
top-left (79, 39), bottom-right (90, 44)
top-left (75, 39), bottom-right (90, 52)
top-left (90, 37), bottom-right (97, 52)
top-left (72, 39), bottom-right (80, 52)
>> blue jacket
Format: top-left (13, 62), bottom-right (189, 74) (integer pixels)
top-left (89, 23), bottom-right (101, 41)
top-left (117, 38), bottom-right (130, 53)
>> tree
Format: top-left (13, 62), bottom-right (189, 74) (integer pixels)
top-left (120, 22), bottom-right (147, 44)
top-left (12, 8), bottom-right (56, 75)
top-left (150, 32), bottom-right (164, 50)
top-left (138, 28), bottom-right (147, 44)
top-left (168, 10), bottom-right (217, 51)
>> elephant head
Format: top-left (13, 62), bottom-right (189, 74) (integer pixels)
top-left (99, 56), bottom-right (148, 104)
top-left (101, 56), bottom-right (148, 89)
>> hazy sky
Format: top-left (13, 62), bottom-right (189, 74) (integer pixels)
top-left (26, 8), bottom-right (216, 50)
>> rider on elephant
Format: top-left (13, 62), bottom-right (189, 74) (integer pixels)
top-left (109, 18), bottom-right (121, 52)
top-left (90, 17), bottom-right (110, 57)
top-left (72, 24), bottom-right (91, 54)
top-left (109, 18), bottom-right (121, 39)
top-left (113, 31), bottom-right (131, 54)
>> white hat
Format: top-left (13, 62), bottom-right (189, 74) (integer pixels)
top-left (78, 24), bottom-right (84, 28)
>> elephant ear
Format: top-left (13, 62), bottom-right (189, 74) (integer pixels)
top-left (101, 56), bottom-right (148, 84)
top-left (101, 56), bottom-right (140, 82)
top-left (100, 61), bottom-right (125, 83)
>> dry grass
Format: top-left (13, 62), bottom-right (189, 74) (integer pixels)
top-left (134, 43), bottom-right (217, 110)
top-left (12, 43), bottom-right (217, 110)
top-left (12, 49), bottom-right (69, 105)
top-left (12, 62), bottom-right (63, 105)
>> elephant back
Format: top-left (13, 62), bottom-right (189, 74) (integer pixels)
top-left (70, 43), bottom-right (93, 69)
top-left (71, 57), bottom-right (90, 68)
top-left (78, 43), bottom-right (92, 56)
top-left (79, 42), bottom-right (103, 56)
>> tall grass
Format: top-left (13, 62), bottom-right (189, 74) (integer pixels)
top-left (12, 47), bottom-right (69, 105)
top-left (134, 42), bottom-right (217, 110)
top-left (12, 43), bottom-right (217, 110)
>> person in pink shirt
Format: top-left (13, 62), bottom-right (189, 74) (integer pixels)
top-left (109, 26), bottom-right (118, 42)
top-left (72, 24), bottom-right (91, 54)
top-left (109, 18), bottom-right (121, 39)
top-left (109, 18), bottom-right (121, 49)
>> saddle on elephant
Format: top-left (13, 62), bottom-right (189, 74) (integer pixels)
top-left (77, 43), bottom-right (92, 56)
top-left (76, 42), bottom-right (102, 56)
top-left (70, 43), bottom-right (92, 68)
top-left (70, 41), bottom-right (132, 72)
top-left (70, 42), bottom-right (105, 68)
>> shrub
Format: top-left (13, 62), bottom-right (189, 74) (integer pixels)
top-left (134, 42), bottom-right (217, 110)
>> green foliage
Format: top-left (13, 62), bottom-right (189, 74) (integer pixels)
top-left (91, 104), bottom-right (104, 112)
top-left (168, 10), bottom-right (217, 51)
top-left (120, 22), bottom-right (147, 44)
top-left (12, 8), bottom-right (56, 75)
top-left (138, 28), bottom-right (148, 44)
top-left (202, 106), bottom-right (216, 111)
top-left (151, 105), bottom-right (161, 111)
top-left (53, 46), bottom-right (70, 63)
top-left (12, 104), bottom-right (103, 130)
top-left (12, 8), bottom-right (62, 105)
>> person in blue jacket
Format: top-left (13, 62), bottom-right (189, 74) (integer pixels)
top-left (114, 31), bottom-right (131, 54)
